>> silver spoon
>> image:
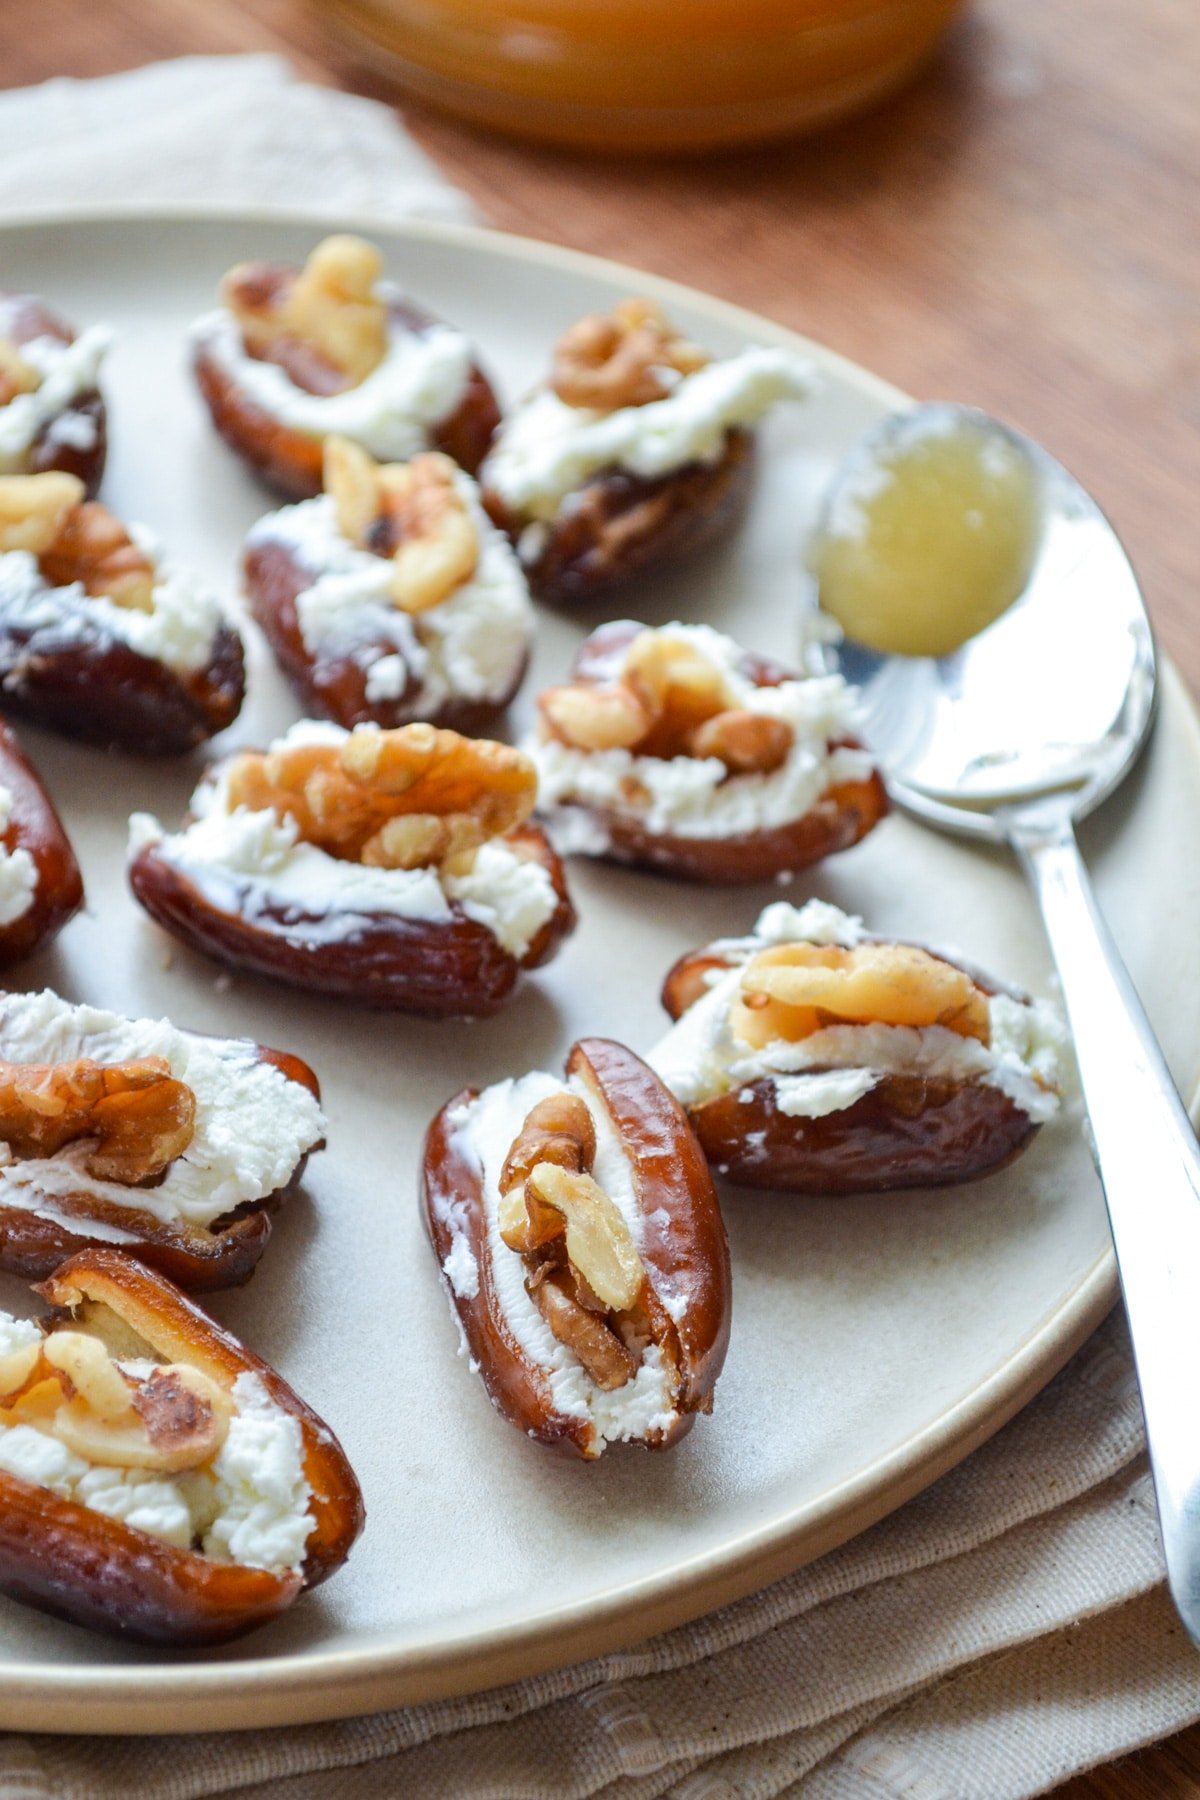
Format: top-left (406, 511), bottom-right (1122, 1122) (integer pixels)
top-left (814, 402), bottom-right (1200, 1644)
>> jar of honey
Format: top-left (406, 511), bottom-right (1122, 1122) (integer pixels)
top-left (316, 0), bottom-right (968, 153)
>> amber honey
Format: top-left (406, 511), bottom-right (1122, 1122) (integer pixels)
top-left (813, 411), bottom-right (1043, 659)
top-left (316, 0), bottom-right (968, 152)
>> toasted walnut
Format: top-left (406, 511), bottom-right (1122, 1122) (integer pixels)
top-left (551, 298), bottom-right (709, 411)
top-left (38, 500), bottom-right (157, 611)
top-left (324, 437), bottom-right (478, 613)
top-left (527, 1267), bottom-right (637, 1391)
top-left (226, 723), bottom-right (537, 875)
top-left (500, 1093), bottom-right (596, 1195)
top-left (538, 682), bottom-right (655, 753)
top-left (223, 234), bottom-right (388, 387)
top-left (686, 710), bottom-right (793, 776)
top-left (732, 942), bottom-right (992, 1052)
top-left (498, 1094), bottom-right (597, 1253)
top-left (539, 627), bottom-right (795, 776)
top-left (523, 1163), bottom-right (644, 1313)
top-left (0, 1056), bottom-right (197, 1185)
top-left (0, 471), bottom-right (85, 556)
top-left (0, 339), bottom-right (39, 407)
top-left (27, 1330), bottom-right (232, 1473)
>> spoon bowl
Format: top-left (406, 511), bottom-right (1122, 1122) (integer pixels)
top-left (817, 404), bottom-right (1158, 839)
top-left (816, 402), bottom-right (1200, 1648)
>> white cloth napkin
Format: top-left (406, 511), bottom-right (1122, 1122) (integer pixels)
top-left (1, 53), bottom-right (1197, 1800)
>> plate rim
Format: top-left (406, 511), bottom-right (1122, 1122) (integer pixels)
top-left (0, 204), bottom-right (1139, 1732)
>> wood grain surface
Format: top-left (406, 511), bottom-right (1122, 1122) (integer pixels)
top-left (1, 0), bottom-right (1198, 1789)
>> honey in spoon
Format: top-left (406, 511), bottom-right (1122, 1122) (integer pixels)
top-left (812, 408), bottom-right (1043, 659)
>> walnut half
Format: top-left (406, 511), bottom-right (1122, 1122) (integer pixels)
top-left (539, 627), bottom-right (794, 776)
top-left (222, 235), bottom-right (388, 388)
top-left (0, 1056), bottom-right (197, 1185)
top-left (324, 436), bottom-right (478, 614)
top-left (733, 942), bottom-right (993, 1051)
top-left (0, 474), bottom-right (156, 611)
top-left (226, 723), bottom-right (537, 877)
top-left (498, 1092), bottom-right (647, 1391)
top-left (550, 299), bottom-right (709, 412)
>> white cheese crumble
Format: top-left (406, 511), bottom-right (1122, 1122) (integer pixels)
top-left (647, 900), bottom-right (1070, 1123)
top-left (0, 1347), bottom-right (314, 1574)
top-left (482, 345), bottom-right (817, 524)
top-left (0, 325), bottom-right (110, 470)
top-left (0, 989), bottom-right (326, 1229)
top-left (447, 1071), bottom-right (678, 1452)
top-left (193, 299), bottom-right (473, 463)
top-left (246, 471), bottom-right (532, 712)
top-left (527, 623), bottom-right (873, 846)
top-left (0, 784), bottom-right (38, 926)
top-left (0, 528), bottom-right (231, 678)
top-left (130, 720), bottom-right (558, 960)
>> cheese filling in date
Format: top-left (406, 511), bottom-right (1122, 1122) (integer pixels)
top-left (0, 784), bottom-right (38, 926)
top-left (0, 1312), bottom-right (313, 1573)
top-left (130, 721), bottom-right (560, 959)
top-left (0, 320), bottom-right (109, 469)
top-left (246, 457), bottom-right (531, 710)
top-left (650, 900), bottom-right (1069, 1122)
top-left (483, 344), bottom-right (816, 527)
top-left (0, 990), bottom-right (325, 1230)
top-left (446, 1072), bottom-right (682, 1448)
top-left (528, 623), bottom-right (874, 847)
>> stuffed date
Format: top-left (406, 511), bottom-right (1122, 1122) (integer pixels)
top-left (480, 297), bottom-right (816, 603)
top-left (129, 720), bottom-right (575, 1017)
top-left (243, 435), bottom-right (532, 731)
top-left (0, 292), bottom-right (109, 494)
top-left (192, 234), bottom-right (500, 500)
top-left (0, 1248), bottom-right (363, 1644)
top-left (650, 899), bottom-right (1070, 1192)
top-left (0, 718), bottom-right (83, 965)
top-left (527, 619), bottom-right (887, 882)
top-left (422, 1036), bottom-right (731, 1459)
top-left (0, 988), bottom-right (325, 1289)
top-left (0, 471), bottom-right (244, 753)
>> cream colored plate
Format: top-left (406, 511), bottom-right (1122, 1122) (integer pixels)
top-left (0, 211), bottom-right (1189, 1734)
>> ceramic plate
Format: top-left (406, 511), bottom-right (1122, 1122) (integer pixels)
top-left (0, 212), bottom-right (1190, 1733)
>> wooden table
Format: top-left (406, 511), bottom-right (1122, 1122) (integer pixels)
top-left (2, 0), bottom-right (1199, 1789)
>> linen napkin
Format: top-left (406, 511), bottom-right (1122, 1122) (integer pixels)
top-left (1, 53), bottom-right (1198, 1800)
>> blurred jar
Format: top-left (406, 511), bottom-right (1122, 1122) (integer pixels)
top-left (317, 0), bottom-right (969, 153)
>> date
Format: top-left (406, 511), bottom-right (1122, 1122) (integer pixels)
top-left (422, 1036), bottom-right (731, 1458)
top-left (0, 1249), bottom-right (363, 1645)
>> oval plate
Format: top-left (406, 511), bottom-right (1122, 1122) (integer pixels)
top-left (0, 211), bottom-right (1191, 1733)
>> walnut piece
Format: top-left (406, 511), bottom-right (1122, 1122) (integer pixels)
top-left (527, 1268), bottom-right (637, 1391)
top-left (0, 471), bottom-right (85, 556)
top-left (524, 1163), bottom-right (645, 1314)
top-left (733, 942), bottom-right (993, 1052)
top-left (38, 500), bottom-right (157, 612)
top-left (499, 1092), bottom-right (596, 1196)
top-left (324, 436), bottom-right (478, 613)
top-left (226, 723), bottom-right (537, 876)
top-left (5, 1328), bottom-right (232, 1473)
top-left (539, 627), bottom-right (795, 776)
top-left (497, 1090), bottom-right (648, 1391)
top-left (0, 475), bottom-right (156, 609)
top-left (551, 298), bottom-right (709, 411)
top-left (0, 1056), bottom-right (196, 1185)
top-left (222, 234), bottom-right (388, 387)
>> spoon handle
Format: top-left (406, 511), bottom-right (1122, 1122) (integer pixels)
top-left (1012, 815), bottom-right (1200, 1644)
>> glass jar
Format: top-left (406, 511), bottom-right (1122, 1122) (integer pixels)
top-left (317, 0), bottom-right (968, 153)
